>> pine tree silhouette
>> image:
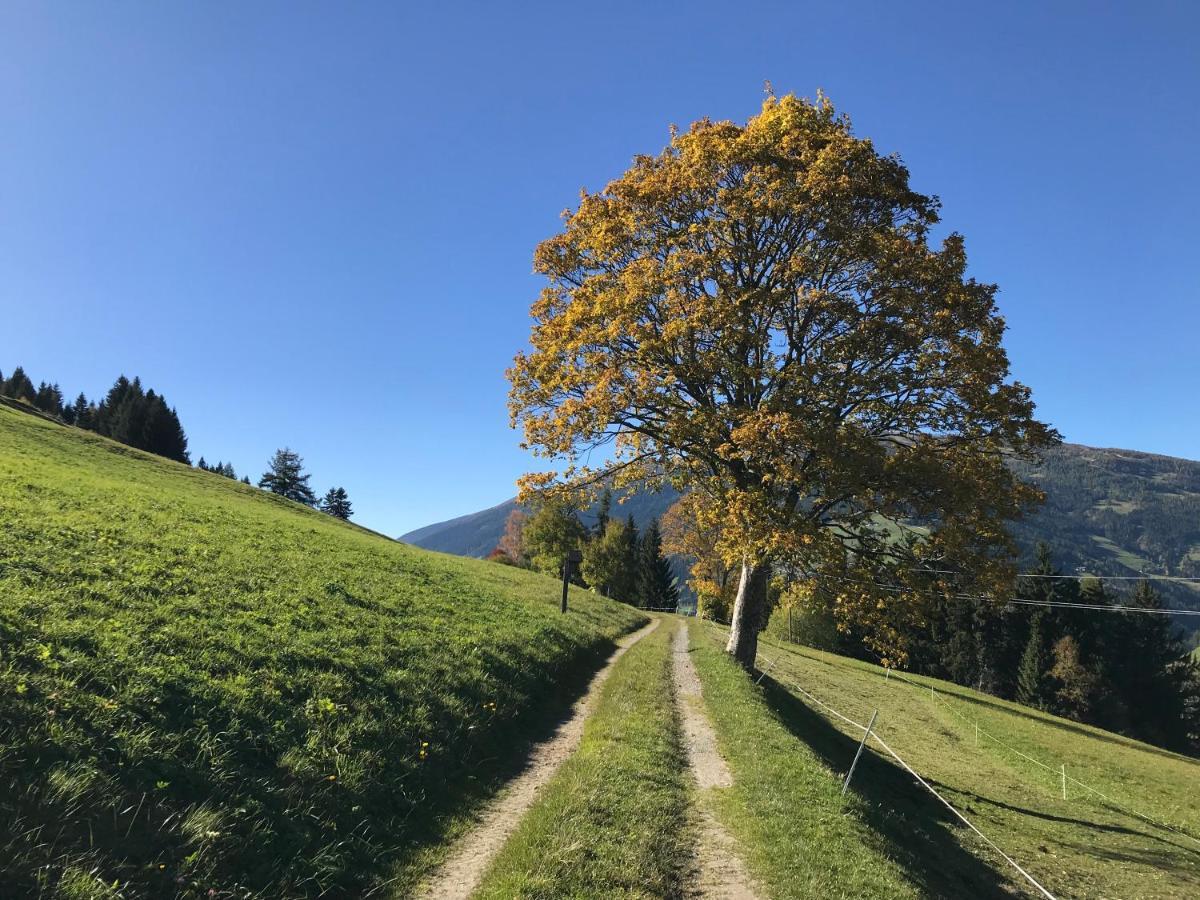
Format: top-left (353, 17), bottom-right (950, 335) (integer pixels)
top-left (320, 487), bottom-right (353, 520)
top-left (637, 518), bottom-right (678, 610)
top-left (259, 448), bottom-right (317, 505)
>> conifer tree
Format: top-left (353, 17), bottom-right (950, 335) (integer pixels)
top-left (2, 366), bottom-right (35, 402)
top-left (594, 489), bottom-right (612, 537)
top-left (615, 513), bottom-right (640, 603)
top-left (259, 448), bottom-right (317, 505)
top-left (33, 382), bottom-right (64, 416)
top-left (71, 393), bottom-right (91, 429)
top-left (637, 518), bottom-right (678, 610)
top-left (1016, 614), bottom-right (1050, 709)
top-left (141, 393), bottom-right (190, 463)
top-left (320, 487), bottom-right (353, 520)
top-left (1107, 581), bottom-right (1195, 750)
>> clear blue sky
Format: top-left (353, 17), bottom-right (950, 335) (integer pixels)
top-left (1, 2), bottom-right (1197, 536)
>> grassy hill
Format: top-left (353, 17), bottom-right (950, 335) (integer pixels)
top-left (690, 620), bottom-right (1200, 898)
top-left (0, 404), bottom-right (645, 897)
top-left (402, 442), bottom-right (1200, 616)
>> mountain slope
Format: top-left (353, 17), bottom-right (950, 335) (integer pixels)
top-left (0, 403), bottom-right (645, 897)
top-left (402, 443), bottom-right (1200, 611)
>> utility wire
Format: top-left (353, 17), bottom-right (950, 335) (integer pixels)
top-left (814, 572), bottom-right (1200, 617)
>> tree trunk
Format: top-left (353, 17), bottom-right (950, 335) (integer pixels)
top-left (725, 559), bottom-right (771, 670)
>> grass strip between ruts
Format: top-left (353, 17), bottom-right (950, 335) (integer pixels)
top-left (686, 619), bottom-right (930, 899)
top-left (474, 617), bottom-right (690, 899)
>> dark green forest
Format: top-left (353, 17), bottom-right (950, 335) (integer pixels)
top-left (1, 365), bottom-right (189, 464)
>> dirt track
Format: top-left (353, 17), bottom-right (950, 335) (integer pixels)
top-left (415, 617), bottom-right (661, 900)
top-left (673, 621), bottom-right (763, 900)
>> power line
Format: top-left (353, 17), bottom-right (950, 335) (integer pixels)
top-left (1016, 573), bottom-right (1200, 582)
top-left (916, 569), bottom-right (1200, 583)
top-left (814, 572), bottom-right (1200, 618)
top-left (1004, 597), bottom-right (1200, 616)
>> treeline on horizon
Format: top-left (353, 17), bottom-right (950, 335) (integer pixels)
top-left (488, 490), bottom-right (680, 611)
top-left (1, 365), bottom-right (189, 463)
top-left (776, 547), bottom-right (1200, 755)
top-left (2, 363), bottom-right (354, 521)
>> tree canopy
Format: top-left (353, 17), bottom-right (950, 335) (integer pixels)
top-left (320, 486), bottom-right (353, 520)
top-left (509, 93), bottom-right (1056, 666)
top-left (259, 448), bottom-right (317, 506)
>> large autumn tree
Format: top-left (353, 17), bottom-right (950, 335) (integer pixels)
top-left (509, 93), bottom-right (1056, 668)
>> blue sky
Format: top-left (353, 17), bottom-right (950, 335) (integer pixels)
top-left (1, 2), bottom-right (1197, 536)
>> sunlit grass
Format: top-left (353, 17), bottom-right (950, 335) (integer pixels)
top-left (474, 619), bottom-right (690, 899)
top-left (696, 620), bottom-right (1200, 899)
top-left (0, 405), bottom-right (645, 897)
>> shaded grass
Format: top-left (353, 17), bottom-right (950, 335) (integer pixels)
top-left (0, 405), bottom-right (646, 898)
top-left (474, 618), bottom-right (690, 899)
top-left (737, 626), bottom-right (1200, 899)
top-left (685, 620), bottom-right (930, 899)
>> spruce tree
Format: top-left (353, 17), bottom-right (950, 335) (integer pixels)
top-left (3, 366), bottom-right (36, 402)
top-left (615, 513), bottom-right (640, 603)
top-left (320, 487), bottom-right (353, 520)
top-left (33, 382), bottom-right (64, 416)
top-left (1016, 614), bottom-right (1050, 709)
top-left (71, 393), bottom-right (91, 429)
top-left (1108, 581), bottom-right (1194, 750)
top-left (259, 448), bottom-right (317, 505)
top-left (594, 488), bottom-right (612, 537)
top-left (141, 393), bottom-right (190, 463)
top-left (637, 518), bottom-right (678, 610)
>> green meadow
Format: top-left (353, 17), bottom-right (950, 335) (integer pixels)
top-left (692, 620), bottom-right (1200, 899)
top-left (0, 404), bottom-right (644, 897)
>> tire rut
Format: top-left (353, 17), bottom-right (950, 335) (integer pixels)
top-left (673, 621), bottom-right (763, 900)
top-left (415, 617), bottom-right (661, 900)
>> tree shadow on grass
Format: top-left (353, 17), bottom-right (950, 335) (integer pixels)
top-left (758, 676), bottom-right (1021, 899)
top-left (853, 662), bottom-right (1198, 766)
top-left (952, 785), bottom-right (1200, 859)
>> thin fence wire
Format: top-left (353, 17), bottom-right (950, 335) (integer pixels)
top-left (856, 650), bottom-right (1200, 852)
top-left (693, 618), bottom-right (1058, 899)
top-left (694, 592), bottom-right (1200, 856)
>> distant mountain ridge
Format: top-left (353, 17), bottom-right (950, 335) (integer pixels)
top-left (401, 442), bottom-right (1200, 614)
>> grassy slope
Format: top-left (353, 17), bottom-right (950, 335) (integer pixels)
top-left (695, 621), bottom-right (1200, 899)
top-left (0, 405), bottom-right (645, 898)
top-left (686, 621), bottom-right (926, 899)
top-left (474, 619), bottom-right (690, 899)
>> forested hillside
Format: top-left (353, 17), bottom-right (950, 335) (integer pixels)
top-left (403, 442), bottom-right (1200, 613)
